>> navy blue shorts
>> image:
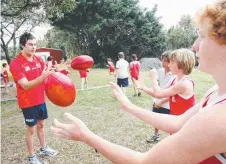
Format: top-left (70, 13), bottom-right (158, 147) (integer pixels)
top-left (117, 78), bottom-right (129, 87)
top-left (152, 104), bottom-right (170, 114)
top-left (22, 103), bottom-right (48, 126)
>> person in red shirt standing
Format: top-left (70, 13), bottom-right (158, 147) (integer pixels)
top-left (10, 32), bottom-right (58, 164)
top-left (79, 69), bottom-right (89, 90)
top-left (129, 54), bottom-right (141, 96)
top-left (1, 63), bottom-right (10, 93)
top-left (106, 58), bottom-right (115, 75)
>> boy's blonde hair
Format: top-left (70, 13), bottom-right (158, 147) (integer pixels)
top-left (169, 48), bottom-right (195, 75)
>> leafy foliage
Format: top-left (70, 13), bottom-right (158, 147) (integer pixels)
top-left (48, 0), bottom-right (166, 66)
top-left (165, 15), bottom-right (197, 50)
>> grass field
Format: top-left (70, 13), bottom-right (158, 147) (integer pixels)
top-left (1, 68), bottom-right (215, 164)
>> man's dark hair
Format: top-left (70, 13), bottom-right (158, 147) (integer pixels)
top-left (131, 54), bottom-right (137, 61)
top-left (19, 32), bottom-right (36, 50)
top-left (2, 63), bottom-right (7, 67)
top-left (63, 55), bottom-right (68, 61)
top-left (161, 50), bottom-right (172, 62)
top-left (47, 56), bottom-right (53, 61)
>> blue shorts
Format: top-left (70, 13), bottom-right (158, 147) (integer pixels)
top-left (22, 103), bottom-right (48, 126)
top-left (117, 78), bottom-right (129, 87)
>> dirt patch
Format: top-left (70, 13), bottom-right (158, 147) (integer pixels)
top-left (1, 84), bottom-right (17, 102)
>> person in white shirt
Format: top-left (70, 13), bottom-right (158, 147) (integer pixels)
top-left (146, 51), bottom-right (175, 142)
top-left (115, 52), bottom-right (129, 93)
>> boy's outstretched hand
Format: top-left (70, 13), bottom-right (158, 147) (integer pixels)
top-left (149, 68), bottom-right (158, 79)
top-left (51, 113), bottom-right (90, 142)
top-left (109, 82), bottom-right (133, 110)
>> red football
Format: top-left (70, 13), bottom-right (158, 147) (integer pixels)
top-left (71, 55), bottom-right (94, 70)
top-left (45, 72), bottom-right (76, 107)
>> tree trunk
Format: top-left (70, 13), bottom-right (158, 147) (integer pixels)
top-left (13, 33), bottom-right (17, 57)
top-left (3, 46), bottom-right (11, 64)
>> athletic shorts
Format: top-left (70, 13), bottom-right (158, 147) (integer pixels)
top-left (22, 103), bottom-right (48, 126)
top-left (117, 78), bottom-right (129, 87)
top-left (79, 70), bottom-right (87, 78)
top-left (131, 75), bottom-right (139, 80)
top-left (152, 104), bottom-right (170, 114)
top-left (109, 67), bottom-right (115, 73)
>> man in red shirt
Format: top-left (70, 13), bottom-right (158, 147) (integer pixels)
top-left (10, 32), bottom-right (58, 164)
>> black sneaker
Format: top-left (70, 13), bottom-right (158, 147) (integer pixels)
top-left (138, 92), bottom-right (141, 96)
top-left (146, 134), bottom-right (160, 143)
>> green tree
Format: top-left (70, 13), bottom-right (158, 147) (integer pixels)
top-left (1, 0), bottom-right (77, 64)
top-left (44, 28), bottom-right (81, 59)
top-left (49, 0), bottom-right (166, 66)
top-left (1, 12), bottom-right (45, 64)
top-left (166, 15), bottom-right (197, 50)
top-left (1, 0), bottom-right (77, 18)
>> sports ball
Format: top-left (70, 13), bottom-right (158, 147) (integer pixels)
top-left (45, 72), bottom-right (76, 107)
top-left (71, 55), bottom-right (94, 70)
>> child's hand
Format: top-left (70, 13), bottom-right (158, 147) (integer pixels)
top-left (149, 68), bottom-right (158, 79)
top-left (51, 113), bottom-right (90, 142)
top-left (109, 82), bottom-right (133, 110)
top-left (154, 101), bottom-right (163, 108)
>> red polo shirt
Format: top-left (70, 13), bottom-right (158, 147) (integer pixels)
top-left (10, 52), bottom-right (45, 108)
top-left (2, 69), bottom-right (9, 83)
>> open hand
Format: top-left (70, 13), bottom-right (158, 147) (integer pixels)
top-left (154, 102), bottom-right (162, 108)
top-left (51, 113), bottom-right (90, 142)
top-left (109, 82), bottom-right (133, 110)
top-left (40, 68), bottom-right (54, 81)
top-left (149, 68), bottom-right (158, 79)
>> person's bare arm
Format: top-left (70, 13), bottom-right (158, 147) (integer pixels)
top-left (52, 103), bottom-right (226, 164)
top-left (115, 68), bottom-right (119, 78)
top-left (119, 100), bottom-right (201, 134)
top-left (140, 86), bottom-right (155, 96)
top-left (147, 69), bottom-right (185, 99)
top-left (18, 69), bottom-right (53, 90)
top-left (133, 78), bottom-right (156, 96)
top-left (142, 103), bottom-right (226, 163)
top-left (152, 81), bottom-right (189, 99)
top-left (110, 82), bottom-right (200, 133)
